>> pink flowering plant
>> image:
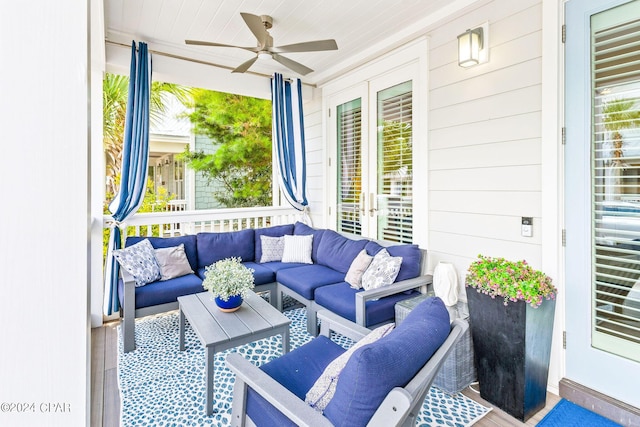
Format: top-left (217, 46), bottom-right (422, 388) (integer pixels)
top-left (465, 255), bottom-right (557, 308)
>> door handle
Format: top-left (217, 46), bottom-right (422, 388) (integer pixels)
top-left (369, 192), bottom-right (377, 216)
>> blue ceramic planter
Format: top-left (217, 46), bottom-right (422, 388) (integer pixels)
top-left (214, 295), bottom-right (243, 312)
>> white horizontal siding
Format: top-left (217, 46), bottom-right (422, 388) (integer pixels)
top-left (427, 0), bottom-right (544, 285)
top-left (303, 96), bottom-right (325, 226)
top-left (430, 231), bottom-right (542, 271)
top-left (430, 57), bottom-right (542, 109)
top-left (430, 165), bottom-right (541, 191)
top-left (429, 138), bottom-right (541, 170)
top-left (430, 190), bottom-right (542, 217)
top-left (430, 211), bottom-right (542, 246)
top-left (429, 111), bottom-right (542, 149)
top-left (430, 84), bottom-right (542, 130)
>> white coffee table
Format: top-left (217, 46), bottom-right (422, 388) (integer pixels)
top-left (178, 291), bottom-right (291, 415)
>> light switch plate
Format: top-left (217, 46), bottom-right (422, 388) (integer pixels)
top-left (521, 217), bottom-right (533, 237)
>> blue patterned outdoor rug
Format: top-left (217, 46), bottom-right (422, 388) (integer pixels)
top-left (117, 308), bottom-right (492, 426)
top-left (536, 399), bottom-right (622, 427)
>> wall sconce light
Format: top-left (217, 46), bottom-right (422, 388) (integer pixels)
top-left (457, 22), bottom-right (489, 68)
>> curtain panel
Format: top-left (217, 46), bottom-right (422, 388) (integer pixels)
top-left (271, 73), bottom-right (309, 213)
top-left (103, 41), bottom-right (151, 316)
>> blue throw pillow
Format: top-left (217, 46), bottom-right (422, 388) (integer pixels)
top-left (323, 297), bottom-right (450, 426)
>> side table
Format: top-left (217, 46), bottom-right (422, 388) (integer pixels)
top-left (395, 293), bottom-right (476, 394)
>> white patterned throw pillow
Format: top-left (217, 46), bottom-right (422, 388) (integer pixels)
top-left (305, 323), bottom-right (395, 412)
top-left (113, 239), bottom-right (161, 287)
top-left (361, 248), bottom-right (403, 290)
top-left (281, 234), bottom-right (313, 264)
top-left (260, 235), bottom-right (285, 263)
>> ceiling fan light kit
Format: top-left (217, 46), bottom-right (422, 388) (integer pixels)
top-left (185, 12), bottom-right (338, 75)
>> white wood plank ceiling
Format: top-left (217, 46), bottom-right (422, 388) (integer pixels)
top-left (104, 0), bottom-right (465, 84)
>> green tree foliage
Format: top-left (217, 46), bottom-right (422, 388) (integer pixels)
top-left (180, 89), bottom-right (273, 208)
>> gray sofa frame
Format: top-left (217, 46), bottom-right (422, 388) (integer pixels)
top-left (275, 245), bottom-right (432, 335)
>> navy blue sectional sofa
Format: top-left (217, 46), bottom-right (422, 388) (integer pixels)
top-left (119, 222), bottom-right (430, 352)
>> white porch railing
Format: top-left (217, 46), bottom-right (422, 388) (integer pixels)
top-left (103, 206), bottom-right (305, 238)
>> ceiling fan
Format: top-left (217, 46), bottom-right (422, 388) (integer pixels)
top-left (185, 12), bottom-right (338, 76)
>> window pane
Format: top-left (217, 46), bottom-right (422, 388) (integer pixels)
top-left (337, 99), bottom-right (363, 235)
top-left (592, 7), bottom-right (640, 360)
top-left (377, 81), bottom-right (413, 243)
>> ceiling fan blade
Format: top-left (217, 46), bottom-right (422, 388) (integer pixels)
top-left (272, 53), bottom-right (314, 76)
top-left (271, 39), bottom-right (338, 53)
top-left (240, 12), bottom-right (269, 46)
top-left (232, 56), bottom-right (259, 73)
top-left (185, 40), bottom-right (258, 52)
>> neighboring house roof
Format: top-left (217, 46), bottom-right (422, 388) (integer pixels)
top-left (150, 93), bottom-right (191, 137)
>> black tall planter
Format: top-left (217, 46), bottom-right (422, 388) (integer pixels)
top-left (466, 289), bottom-right (556, 422)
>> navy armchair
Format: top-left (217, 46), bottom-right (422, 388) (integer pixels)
top-left (226, 297), bottom-right (468, 427)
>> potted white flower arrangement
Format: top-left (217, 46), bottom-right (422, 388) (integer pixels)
top-left (203, 257), bottom-right (255, 312)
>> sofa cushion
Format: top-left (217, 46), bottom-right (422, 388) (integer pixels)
top-left (127, 235), bottom-right (198, 272)
top-left (254, 224), bottom-right (294, 262)
top-left (314, 282), bottom-right (420, 326)
top-left (114, 239), bottom-right (161, 287)
top-left (293, 222), bottom-right (325, 263)
top-left (365, 241), bottom-right (422, 282)
top-left (323, 297), bottom-right (450, 426)
top-left (246, 336), bottom-right (345, 427)
top-left (276, 265), bottom-right (345, 300)
top-left (196, 229), bottom-right (255, 268)
top-left (316, 230), bottom-right (369, 274)
top-left (361, 249), bottom-right (402, 290)
top-left (387, 244), bottom-right (422, 281)
top-left (242, 262), bottom-right (276, 286)
top-left (118, 273), bottom-right (204, 309)
top-left (261, 261), bottom-right (310, 273)
top-left (281, 235), bottom-right (313, 264)
top-left (305, 323), bottom-right (395, 411)
top-left (154, 244), bottom-right (194, 281)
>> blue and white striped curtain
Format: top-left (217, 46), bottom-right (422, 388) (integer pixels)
top-left (271, 73), bottom-right (309, 216)
top-left (103, 41), bottom-right (152, 316)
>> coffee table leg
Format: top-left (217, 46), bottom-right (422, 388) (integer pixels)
top-left (179, 307), bottom-right (185, 351)
top-left (206, 346), bottom-right (214, 416)
top-left (282, 328), bottom-right (290, 354)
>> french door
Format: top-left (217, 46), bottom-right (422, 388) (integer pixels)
top-left (565, 0), bottom-right (640, 407)
top-left (330, 66), bottom-right (417, 244)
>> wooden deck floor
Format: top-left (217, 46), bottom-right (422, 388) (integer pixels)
top-left (91, 319), bottom-right (560, 427)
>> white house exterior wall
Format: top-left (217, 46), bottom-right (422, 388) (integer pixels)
top-left (425, 0), bottom-right (563, 391)
top-left (302, 93), bottom-right (325, 226)
top-left (312, 0), bottom-right (564, 391)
